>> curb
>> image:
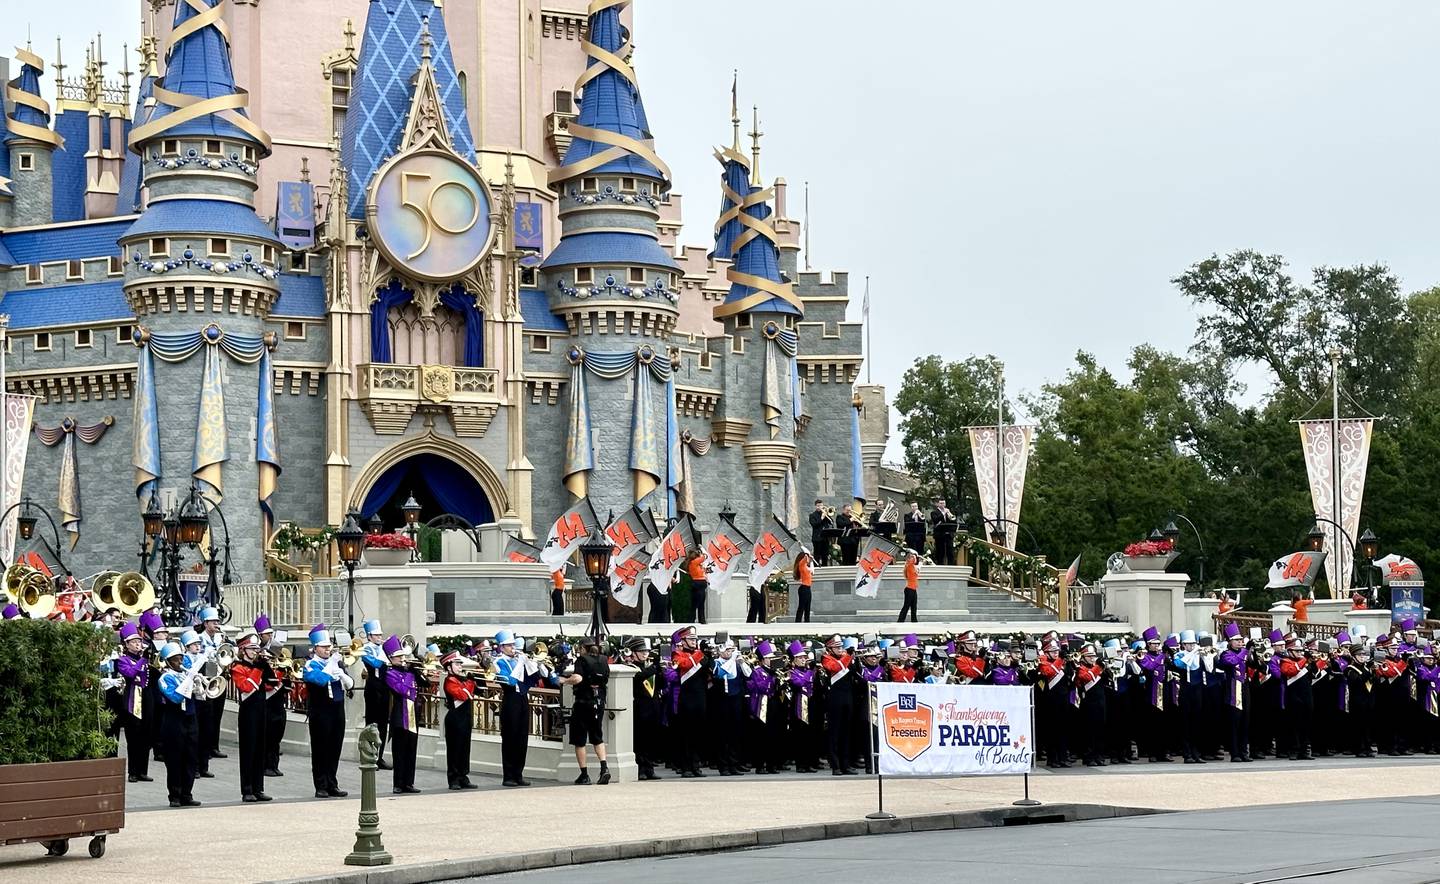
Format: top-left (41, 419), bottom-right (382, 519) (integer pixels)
top-left (273, 802), bottom-right (1165, 884)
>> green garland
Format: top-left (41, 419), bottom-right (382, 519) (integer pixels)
top-left (963, 537), bottom-right (1060, 590)
top-left (272, 522), bottom-right (338, 558)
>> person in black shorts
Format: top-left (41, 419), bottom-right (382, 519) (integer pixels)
top-left (561, 637), bottom-right (611, 785)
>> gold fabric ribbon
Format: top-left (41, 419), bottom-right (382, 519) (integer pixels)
top-left (6, 47), bottom-right (62, 148)
top-left (127, 0), bottom-right (270, 152)
top-left (714, 269), bottom-right (803, 319)
top-left (548, 0), bottom-right (669, 187)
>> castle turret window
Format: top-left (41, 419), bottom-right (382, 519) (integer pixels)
top-left (74, 329), bottom-right (92, 349)
top-left (209, 238), bottom-right (229, 257)
top-left (627, 267), bottom-right (644, 285)
top-left (149, 238), bottom-right (168, 258)
top-left (16, 153), bottom-right (33, 172)
top-left (116, 325), bottom-right (133, 344)
top-left (581, 177), bottom-right (597, 192)
top-left (204, 140), bottom-right (223, 156)
top-left (66, 260), bottom-right (83, 280)
top-left (621, 177), bottom-right (635, 192)
top-left (33, 333), bottom-right (50, 352)
top-left (575, 267), bottom-right (593, 285)
top-left (24, 264), bottom-right (41, 284)
top-left (530, 334), bottom-right (551, 353)
top-left (284, 321), bottom-right (307, 341)
top-left (734, 314), bottom-right (752, 330)
top-left (554, 90), bottom-right (573, 114)
top-left (162, 140), bottom-right (179, 155)
top-left (108, 256), bottom-right (124, 276)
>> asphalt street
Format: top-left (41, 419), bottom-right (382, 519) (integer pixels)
top-left (481, 796), bottom-right (1440, 884)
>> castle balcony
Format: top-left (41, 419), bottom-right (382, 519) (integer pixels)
top-left (356, 362), bottom-right (499, 438)
top-left (545, 109), bottom-right (577, 161)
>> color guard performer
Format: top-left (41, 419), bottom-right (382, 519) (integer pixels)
top-left (230, 629), bottom-right (271, 801)
top-left (303, 626), bottom-right (350, 799)
top-left (898, 551), bottom-right (920, 623)
top-left (793, 549), bottom-right (814, 623)
top-left (359, 620), bottom-right (392, 770)
top-left (116, 622), bottom-right (153, 783)
top-left (383, 635), bottom-right (421, 793)
top-left (157, 641), bottom-right (200, 807)
top-left (441, 651), bottom-right (480, 790)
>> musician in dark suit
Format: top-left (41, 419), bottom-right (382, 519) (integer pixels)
top-left (836, 507), bottom-right (859, 567)
top-left (902, 501), bottom-right (928, 552)
top-left (808, 500), bottom-right (832, 567)
top-left (929, 498), bottom-right (958, 565)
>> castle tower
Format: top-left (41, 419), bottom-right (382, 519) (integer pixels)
top-left (710, 95), bottom-right (805, 525)
top-left (5, 45), bottom-right (62, 226)
top-left (541, 0), bottom-right (680, 507)
top-left (119, 0), bottom-right (281, 580)
top-left (116, 34), bottom-right (159, 215)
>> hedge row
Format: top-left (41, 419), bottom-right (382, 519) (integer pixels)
top-left (0, 619), bottom-right (116, 765)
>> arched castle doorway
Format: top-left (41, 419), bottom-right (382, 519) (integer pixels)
top-left (349, 432), bottom-right (508, 531)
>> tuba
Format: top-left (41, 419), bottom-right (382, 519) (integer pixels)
top-left (10, 564), bottom-right (56, 619)
top-left (110, 572), bottom-right (156, 617)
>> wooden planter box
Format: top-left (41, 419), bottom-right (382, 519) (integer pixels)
top-left (0, 756), bottom-right (124, 858)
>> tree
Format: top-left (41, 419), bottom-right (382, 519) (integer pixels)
top-left (893, 355), bottom-right (1010, 516)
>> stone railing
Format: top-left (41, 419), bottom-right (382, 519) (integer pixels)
top-left (226, 579), bottom-right (345, 630)
top-left (356, 362), bottom-right (500, 436)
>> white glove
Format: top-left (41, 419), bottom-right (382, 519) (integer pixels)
top-left (339, 671), bottom-right (354, 690)
top-left (324, 656), bottom-right (342, 675)
top-left (101, 677), bottom-right (123, 691)
top-left (176, 674), bottom-right (195, 698)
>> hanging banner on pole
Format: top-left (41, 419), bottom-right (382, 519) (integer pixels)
top-left (607, 506), bottom-right (657, 608)
top-left (874, 683), bottom-right (1033, 776)
top-left (1298, 419), bottom-right (1373, 594)
top-left (0, 394), bottom-right (37, 564)
top-left (967, 425), bottom-right (1032, 549)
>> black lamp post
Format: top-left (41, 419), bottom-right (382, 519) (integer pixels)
top-left (579, 523), bottom-right (613, 641)
top-left (335, 510), bottom-right (365, 635)
top-left (719, 502), bottom-right (736, 526)
top-left (1163, 512), bottom-right (1206, 589)
top-left (402, 492), bottom-right (422, 562)
top-left (144, 485), bottom-right (233, 627)
top-left (1303, 516), bottom-right (1358, 599)
top-left (1306, 524), bottom-right (1326, 553)
top-left (1147, 527), bottom-right (1165, 543)
top-left (1359, 527), bottom-right (1380, 605)
top-left (0, 496), bottom-right (68, 577)
top-left (1161, 521), bottom-right (1180, 545)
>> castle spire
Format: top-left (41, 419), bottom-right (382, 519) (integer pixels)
top-left (748, 105), bottom-right (763, 186)
top-left (547, 0), bottom-right (669, 189)
top-left (730, 70), bottom-right (740, 152)
top-left (6, 43), bottom-right (62, 148)
top-left (128, 0), bottom-right (270, 155)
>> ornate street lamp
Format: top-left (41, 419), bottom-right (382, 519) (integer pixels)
top-left (718, 502), bottom-right (736, 526)
top-left (1161, 521), bottom-right (1180, 545)
top-left (579, 523), bottom-right (613, 640)
top-left (142, 494), bottom-right (164, 538)
top-left (16, 498), bottom-right (37, 542)
top-left (365, 513), bottom-right (384, 535)
top-left (1306, 524), bottom-right (1326, 553)
top-left (1147, 527), bottom-right (1165, 543)
top-left (402, 492), bottom-right (422, 562)
top-left (177, 490), bottom-right (210, 546)
top-left (335, 510), bottom-right (366, 634)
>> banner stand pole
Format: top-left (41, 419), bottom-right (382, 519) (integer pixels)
top-left (864, 682), bottom-right (895, 821)
top-left (1013, 694), bottom-right (1041, 807)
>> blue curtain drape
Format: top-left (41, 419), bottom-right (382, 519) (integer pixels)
top-left (370, 281), bottom-right (485, 367)
top-left (360, 453), bottom-right (494, 525)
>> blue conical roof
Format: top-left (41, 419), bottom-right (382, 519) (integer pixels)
top-left (342, 0), bottom-right (476, 219)
top-left (117, 70), bottom-right (156, 212)
top-left (5, 56), bottom-right (49, 144)
top-left (713, 150), bottom-right (798, 317)
top-left (143, 0), bottom-right (260, 146)
top-left (556, 4), bottom-right (665, 183)
top-left (711, 156), bottom-right (749, 261)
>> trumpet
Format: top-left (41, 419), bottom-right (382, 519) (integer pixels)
top-left (339, 637), bottom-right (364, 668)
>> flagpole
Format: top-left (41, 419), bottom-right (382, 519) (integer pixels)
top-left (996, 362), bottom-right (1005, 545)
top-left (864, 276), bottom-right (871, 385)
top-left (1328, 347), bottom-right (1341, 598)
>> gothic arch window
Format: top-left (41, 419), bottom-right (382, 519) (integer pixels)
top-left (322, 19), bottom-right (360, 137)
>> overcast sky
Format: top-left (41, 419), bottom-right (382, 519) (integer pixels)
top-left (20, 2), bottom-right (1440, 462)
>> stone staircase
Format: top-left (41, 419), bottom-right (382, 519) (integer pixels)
top-left (962, 584), bottom-right (1057, 622)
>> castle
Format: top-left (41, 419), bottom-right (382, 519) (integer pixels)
top-left (0, 0), bottom-right (885, 584)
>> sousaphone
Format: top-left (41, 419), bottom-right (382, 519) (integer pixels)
top-left (110, 572), bottom-right (156, 617)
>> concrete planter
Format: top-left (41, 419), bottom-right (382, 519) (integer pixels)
top-left (363, 548), bottom-right (411, 567)
top-left (0, 756), bottom-right (125, 858)
top-left (1124, 553), bottom-right (1177, 572)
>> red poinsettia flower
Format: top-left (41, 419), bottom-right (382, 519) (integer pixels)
top-left (1123, 539), bottom-right (1175, 558)
top-left (364, 532), bottom-right (417, 550)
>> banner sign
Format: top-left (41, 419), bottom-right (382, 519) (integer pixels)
top-left (746, 515), bottom-right (798, 590)
top-left (647, 515), bottom-right (696, 594)
top-left (1265, 550), bottom-right (1326, 590)
top-left (606, 505), bottom-right (656, 607)
top-left (968, 424), bottom-right (1033, 550)
top-left (540, 496), bottom-right (600, 569)
top-left (874, 683), bottom-right (1033, 776)
top-left (0, 393), bottom-right (36, 564)
top-left (703, 520), bottom-right (752, 595)
top-left (1298, 418), bottom-right (1373, 593)
top-left (1391, 581), bottom-right (1426, 625)
top-left (854, 534), bottom-right (904, 599)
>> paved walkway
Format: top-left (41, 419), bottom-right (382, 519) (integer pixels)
top-left (4, 756), bottom-right (1440, 882)
top-left (482, 796), bottom-right (1440, 884)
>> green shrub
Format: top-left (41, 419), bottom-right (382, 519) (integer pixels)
top-left (418, 525), bottom-right (443, 562)
top-left (0, 620), bottom-right (116, 764)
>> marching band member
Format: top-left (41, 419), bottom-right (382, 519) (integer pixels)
top-left (1414, 646), bottom-right (1439, 753)
top-left (1073, 643), bottom-right (1108, 766)
top-left (493, 630), bottom-right (539, 787)
top-left (787, 641), bottom-right (820, 773)
top-left (157, 641), bottom-right (200, 807)
top-left (1345, 635), bottom-right (1376, 757)
top-left (1213, 623), bottom-right (1252, 762)
top-left (440, 651), bottom-right (479, 790)
top-left (887, 634), bottom-right (918, 682)
top-left (1169, 630), bottom-right (1207, 764)
top-left (229, 629), bottom-right (270, 801)
top-left (180, 629), bottom-right (214, 779)
top-left (671, 626), bottom-right (709, 777)
top-left (809, 499), bottom-right (830, 567)
top-left (898, 551), bottom-right (920, 623)
top-left (710, 640), bottom-right (746, 776)
top-left (197, 607), bottom-right (227, 764)
top-left (561, 636), bottom-right (612, 785)
top-left (853, 642), bottom-right (884, 771)
top-left (820, 634), bottom-right (857, 775)
top-left (1373, 635), bottom-right (1410, 755)
top-left (383, 635), bottom-right (422, 793)
top-left (1037, 638), bottom-right (1072, 768)
top-left (116, 622), bottom-right (153, 782)
top-left (953, 631), bottom-right (987, 684)
top-left (987, 642), bottom-right (1024, 687)
top-left (255, 614), bottom-right (288, 777)
top-left (303, 626), bottom-right (350, 799)
top-left (1, 602), bottom-right (19, 619)
top-left (359, 620), bottom-right (392, 770)
top-left (629, 638), bottom-right (663, 780)
top-left (1278, 638), bottom-right (1315, 760)
top-left (1136, 627), bottom-right (1169, 762)
top-left (746, 642), bottom-right (784, 775)
top-left (138, 609), bottom-right (168, 763)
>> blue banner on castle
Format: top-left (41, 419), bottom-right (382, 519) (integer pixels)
top-left (514, 202), bottom-right (543, 251)
top-left (275, 181), bottom-right (316, 249)
top-left (1391, 582), bottom-right (1426, 624)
